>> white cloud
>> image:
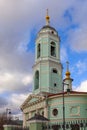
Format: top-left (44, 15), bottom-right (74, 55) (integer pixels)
top-left (22, 75), bottom-right (33, 86)
top-left (73, 1), bottom-right (87, 26)
top-left (9, 93), bottom-right (30, 119)
top-left (66, 1), bottom-right (87, 51)
top-left (76, 60), bottom-right (87, 74)
top-left (0, 72), bottom-right (33, 94)
top-left (0, 73), bottom-right (14, 82)
top-left (75, 80), bottom-right (87, 92)
top-left (68, 27), bottom-right (87, 51)
top-left (60, 47), bottom-right (68, 62)
top-left (10, 94), bottom-right (29, 108)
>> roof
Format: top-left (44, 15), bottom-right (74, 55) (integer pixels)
top-left (21, 90), bottom-right (87, 110)
top-left (48, 91), bottom-right (87, 98)
top-left (5, 120), bottom-right (23, 125)
top-left (20, 94), bottom-right (45, 110)
top-left (41, 25), bottom-right (57, 32)
top-left (27, 113), bottom-right (49, 121)
top-left (38, 25), bottom-right (58, 35)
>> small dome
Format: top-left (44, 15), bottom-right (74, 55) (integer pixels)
top-left (41, 25), bottom-right (57, 32)
top-left (66, 71), bottom-right (70, 76)
top-left (46, 15), bottom-right (50, 21)
top-left (38, 25), bottom-right (58, 36)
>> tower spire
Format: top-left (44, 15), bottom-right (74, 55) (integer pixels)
top-left (45, 9), bottom-right (50, 25)
top-left (66, 61), bottom-right (69, 72)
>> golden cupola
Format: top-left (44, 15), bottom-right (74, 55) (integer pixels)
top-left (63, 61), bottom-right (73, 91)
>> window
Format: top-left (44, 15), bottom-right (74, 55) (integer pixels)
top-left (54, 83), bottom-right (57, 87)
top-left (37, 44), bottom-right (40, 58)
top-left (51, 68), bottom-right (58, 88)
top-left (34, 71), bottom-right (39, 90)
top-left (53, 69), bottom-right (57, 73)
top-left (50, 42), bottom-right (56, 57)
top-left (52, 109), bottom-right (58, 116)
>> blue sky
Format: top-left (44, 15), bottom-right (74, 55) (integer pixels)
top-left (0, 0), bottom-right (87, 119)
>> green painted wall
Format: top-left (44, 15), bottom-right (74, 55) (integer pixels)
top-left (3, 125), bottom-right (22, 130)
top-left (48, 95), bottom-right (87, 122)
top-left (30, 122), bottom-right (44, 130)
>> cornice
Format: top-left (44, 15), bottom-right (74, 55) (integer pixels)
top-left (21, 94), bottom-right (45, 110)
top-left (48, 91), bottom-right (87, 99)
top-left (33, 58), bottom-right (61, 68)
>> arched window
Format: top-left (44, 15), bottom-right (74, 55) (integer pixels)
top-left (37, 44), bottom-right (40, 58)
top-left (50, 42), bottom-right (56, 57)
top-left (34, 71), bottom-right (39, 90)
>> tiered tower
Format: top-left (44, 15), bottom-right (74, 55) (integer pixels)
top-left (33, 10), bottom-right (63, 94)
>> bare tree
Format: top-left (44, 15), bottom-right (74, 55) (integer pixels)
top-left (0, 111), bottom-right (12, 130)
top-left (0, 113), bottom-right (6, 130)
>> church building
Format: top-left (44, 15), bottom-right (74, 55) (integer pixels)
top-left (21, 11), bottom-right (87, 130)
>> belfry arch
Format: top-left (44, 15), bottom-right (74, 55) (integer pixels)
top-left (34, 70), bottom-right (39, 90)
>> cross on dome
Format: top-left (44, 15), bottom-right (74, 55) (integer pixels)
top-left (45, 9), bottom-right (50, 25)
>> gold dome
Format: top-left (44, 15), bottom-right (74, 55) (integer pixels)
top-left (66, 71), bottom-right (70, 76)
top-left (65, 61), bottom-right (71, 78)
top-left (46, 15), bottom-right (50, 20)
top-left (65, 71), bottom-right (70, 79)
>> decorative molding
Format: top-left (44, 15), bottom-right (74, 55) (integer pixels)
top-left (21, 94), bottom-right (45, 109)
top-left (27, 120), bottom-right (49, 123)
top-left (70, 106), bottom-right (80, 116)
top-left (48, 100), bottom-right (87, 107)
top-left (24, 101), bottom-right (46, 113)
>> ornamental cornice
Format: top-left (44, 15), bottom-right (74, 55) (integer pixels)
top-left (48, 93), bottom-right (87, 100)
top-left (48, 100), bottom-right (87, 107)
top-left (36, 33), bottom-right (59, 42)
top-left (21, 94), bottom-right (45, 110)
top-left (33, 58), bottom-right (61, 69)
top-left (24, 101), bottom-right (46, 113)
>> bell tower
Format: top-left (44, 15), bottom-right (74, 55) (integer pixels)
top-left (33, 10), bottom-right (63, 94)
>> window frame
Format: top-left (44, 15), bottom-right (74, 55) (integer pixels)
top-left (50, 41), bottom-right (56, 57)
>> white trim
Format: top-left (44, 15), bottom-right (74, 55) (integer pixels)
top-left (3, 125), bottom-right (21, 127)
top-left (28, 120), bottom-right (49, 123)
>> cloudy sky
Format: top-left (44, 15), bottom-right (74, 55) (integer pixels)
top-left (0, 0), bottom-right (87, 119)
